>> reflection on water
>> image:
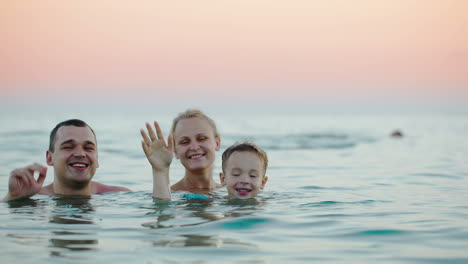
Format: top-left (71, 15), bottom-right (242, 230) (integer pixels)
top-left (6, 199), bottom-right (50, 250)
top-left (149, 233), bottom-right (257, 249)
top-left (49, 196), bottom-right (98, 256)
top-left (7, 196), bottom-right (98, 259)
top-left (143, 195), bottom-right (265, 229)
top-left (141, 195), bottom-right (266, 248)
top-left (143, 197), bottom-right (219, 229)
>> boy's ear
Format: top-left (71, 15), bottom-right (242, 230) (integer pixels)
top-left (260, 176), bottom-right (269, 189)
top-left (46, 150), bottom-right (53, 166)
top-left (215, 136), bottom-right (221, 151)
top-left (219, 172), bottom-right (226, 185)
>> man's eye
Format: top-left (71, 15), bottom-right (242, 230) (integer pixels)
top-left (62, 146), bottom-right (72, 150)
top-left (85, 147), bottom-right (95, 151)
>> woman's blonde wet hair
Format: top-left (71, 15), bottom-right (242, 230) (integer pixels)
top-left (171, 108), bottom-right (219, 138)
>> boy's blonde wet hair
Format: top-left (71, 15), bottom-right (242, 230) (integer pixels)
top-left (171, 108), bottom-right (219, 138)
top-left (222, 141), bottom-right (269, 176)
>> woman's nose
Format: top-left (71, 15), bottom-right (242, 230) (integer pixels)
top-left (189, 142), bottom-right (200, 150)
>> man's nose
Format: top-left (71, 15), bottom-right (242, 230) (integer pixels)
top-left (73, 147), bottom-right (85, 157)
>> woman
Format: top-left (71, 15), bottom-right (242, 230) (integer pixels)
top-left (141, 109), bottom-right (222, 199)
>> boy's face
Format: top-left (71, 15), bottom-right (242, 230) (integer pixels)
top-left (220, 151), bottom-right (268, 199)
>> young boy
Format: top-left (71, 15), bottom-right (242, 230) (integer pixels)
top-left (219, 141), bottom-right (269, 199)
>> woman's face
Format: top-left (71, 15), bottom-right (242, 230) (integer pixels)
top-left (173, 117), bottom-right (220, 172)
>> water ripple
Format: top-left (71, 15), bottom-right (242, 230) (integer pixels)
top-left (410, 172), bottom-right (462, 180)
top-left (220, 217), bottom-right (271, 229)
top-left (300, 200), bottom-right (380, 207)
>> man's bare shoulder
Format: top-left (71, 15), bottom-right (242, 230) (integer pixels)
top-left (91, 181), bottom-right (131, 194)
top-left (39, 184), bottom-right (54, 194)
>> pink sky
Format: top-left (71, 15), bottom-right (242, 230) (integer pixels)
top-left (1, 0), bottom-right (467, 112)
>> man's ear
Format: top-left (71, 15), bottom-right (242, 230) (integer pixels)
top-left (219, 172), bottom-right (226, 185)
top-left (260, 176), bottom-right (269, 189)
top-left (46, 150), bottom-right (53, 166)
top-left (215, 136), bottom-right (221, 151)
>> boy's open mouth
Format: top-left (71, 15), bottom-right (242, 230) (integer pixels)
top-left (236, 188), bottom-right (252, 194)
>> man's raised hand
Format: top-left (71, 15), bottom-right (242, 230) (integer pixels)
top-left (4, 163), bottom-right (47, 202)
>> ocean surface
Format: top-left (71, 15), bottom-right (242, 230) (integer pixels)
top-left (1, 111), bottom-right (467, 263)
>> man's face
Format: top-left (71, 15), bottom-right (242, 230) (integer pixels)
top-left (46, 125), bottom-right (99, 188)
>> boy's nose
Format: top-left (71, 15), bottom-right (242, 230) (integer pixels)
top-left (239, 178), bottom-right (249, 184)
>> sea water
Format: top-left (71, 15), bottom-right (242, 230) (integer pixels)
top-left (0, 111), bottom-right (467, 263)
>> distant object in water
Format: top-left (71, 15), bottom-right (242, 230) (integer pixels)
top-left (390, 130), bottom-right (403, 138)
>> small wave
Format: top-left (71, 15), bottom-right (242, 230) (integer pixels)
top-left (223, 132), bottom-right (375, 150)
top-left (300, 185), bottom-right (359, 191)
top-left (300, 185), bottom-right (324, 190)
top-left (300, 200), bottom-right (378, 207)
top-left (396, 257), bottom-right (468, 264)
top-left (100, 148), bottom-right (124, 154)
top-left (0, 130), bottom-right (48, 137)
top-left (315, 213), bottom-right (352, 218)
top-left (346, 229), bottom-right (408, 237)
top-left (221, 217), bottom-right (271, 229)
top-left (410, 172), bottom-right (461, 180)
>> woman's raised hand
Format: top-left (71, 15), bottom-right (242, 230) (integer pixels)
top-left (141, 121), bottom-right (173, 172)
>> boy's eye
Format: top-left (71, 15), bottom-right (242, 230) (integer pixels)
top-left (198, 136), bottom-right (207, 141)
top-left (250, 175), bottom-right (258, 178)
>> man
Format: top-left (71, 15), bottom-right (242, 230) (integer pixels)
top-left (2, 119), bottom-right (130, 202)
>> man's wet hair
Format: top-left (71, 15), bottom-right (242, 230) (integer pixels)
top-left (49, 119), bottom-right (96, 152)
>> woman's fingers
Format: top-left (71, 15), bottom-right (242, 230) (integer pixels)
top-left (141, 141), bottom-right (150, 156)
top-left (146, 122), bottom-right (157, 141)
top-left (154, 121), bottom-right (165, 143)
top-left (140, 128), bottom-right (151, 146)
